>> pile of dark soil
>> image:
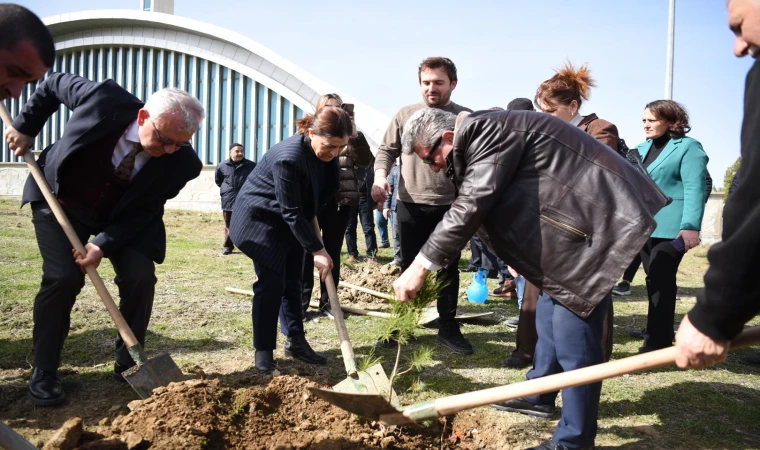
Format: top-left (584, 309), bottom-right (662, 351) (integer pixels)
top-left (80, 375), bottom-right (462, 449)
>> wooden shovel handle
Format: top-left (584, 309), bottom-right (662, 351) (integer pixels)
top-left (427, 326), bottom-right (760, 419)
top-left (1, 105), bottom-right (143, 354)
top-left (311, 218), bottom-right (358, 376)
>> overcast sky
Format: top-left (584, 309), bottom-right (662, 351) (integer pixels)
top-left (23, 0), bottom-right (753, 186)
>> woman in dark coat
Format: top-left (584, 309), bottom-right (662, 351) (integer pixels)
top-left (229, 107), bottom-right (353, 372)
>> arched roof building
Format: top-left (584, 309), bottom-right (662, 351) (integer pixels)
top-left (1, 8), bottom-right (389, 166)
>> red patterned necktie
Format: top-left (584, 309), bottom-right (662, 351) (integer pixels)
top-left (114, 142), bottom-right (142, 181)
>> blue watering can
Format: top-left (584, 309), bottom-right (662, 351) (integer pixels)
top-left (466, 268), bottom-right (489, 304)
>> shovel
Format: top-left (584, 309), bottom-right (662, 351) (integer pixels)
top-left (0, 105), bottom-right (184, 400)
top-left (311, 218), bottom-right (397, 402)
top-left (226, 287), bottom-right (491, 325)
top-left (309, 326), bottom-right (760, 426)
top-left (0, 421), bottom-right (36, 450)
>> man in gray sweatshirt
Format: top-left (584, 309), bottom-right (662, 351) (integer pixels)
top-left (371, 57), bottom-right (474, 354)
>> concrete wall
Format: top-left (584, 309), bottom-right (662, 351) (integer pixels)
top-left (0, 163), bottom-right (727, 241)
top-left (0, 163), bottom-right (223, 212)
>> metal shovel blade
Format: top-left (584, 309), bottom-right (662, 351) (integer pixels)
top-left (333, 363), bottom-right (398, 404)
top-left (121, 352), bottom-right (186, 399)
top-left (0, 421), bottom-right (37, 450)
top-left (308, 387), bottom-right (401, 422)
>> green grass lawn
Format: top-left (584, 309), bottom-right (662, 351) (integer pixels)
top-left (1, 198), bottom-right (759, 448)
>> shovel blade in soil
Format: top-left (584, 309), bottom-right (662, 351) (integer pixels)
top-left (122, 353), bottom-right (186, 399)
top-left (308, 387), bottom-right (404, 422)
top-left (333, 363), bottom-right (398, 405)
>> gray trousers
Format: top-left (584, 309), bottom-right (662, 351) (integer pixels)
top-left (31, 201), bottom-right (156, 371)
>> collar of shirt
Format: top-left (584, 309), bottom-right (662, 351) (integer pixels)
top-left (570, 113), bottom-right (584, 127)
top-left (125, 120), bottom-right (140, 145)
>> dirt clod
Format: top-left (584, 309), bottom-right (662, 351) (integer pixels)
top-left (43, 417), bottom-right (83, 450)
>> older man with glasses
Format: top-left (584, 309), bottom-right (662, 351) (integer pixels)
top-left (6, 72), bottom-right (205, 406)
top-left (392, 108), bottom-right (668, 450)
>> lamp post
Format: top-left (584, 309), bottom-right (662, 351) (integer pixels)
top-left (665, 0), bottom-right (676, 99)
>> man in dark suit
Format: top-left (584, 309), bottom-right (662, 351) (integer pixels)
top-left (0, 4), bottom-right (55, 99)
top-left (230, 107), bottom-right (352, 373)
top-left (6, 72), bottom-right (204, 406)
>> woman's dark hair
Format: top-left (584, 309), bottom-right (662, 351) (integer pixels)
top-left (296, 106), bottom-right (352, 138)
top-left (645, 100), bottom-right (691, 137)
top-left (535, 61), bottom-right (595, 110)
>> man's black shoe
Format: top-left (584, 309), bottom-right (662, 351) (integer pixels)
top-left (638, 344), bottom-right (671, 354)
top-left (284, 333), bottom-right (327, 365)
top-left (221, 247), bottom-right (233, 255)
top-left (255, 350), bottom-right (277, 373)
top-left (28, 367), bottom-right (65, 406)
top-left (629, 329), bottom-right (645, 339)
top-left (319, 305), bottom-right (351, 320)
top-left (505, 317), bottom-right (520, 328)
top-left (612, 280), bottom-right (631, 296)
top-left (525, 439), bottom-right (595, 450)
top-left (112, 362), bottom-right (135, 383)
top-left (491, 398), bottom-right (556, 419)
top-left (437, 320), bottom-right (474, 355)
top-left (376, 336), bottom-right (398, 349)
top-left (740, 352), bottom-right (760, 366)
top-left (503, 356), bottom-right (531, 369)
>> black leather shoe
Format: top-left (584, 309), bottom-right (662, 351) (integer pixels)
top-left (503, 356), bottom-right (531, 369)
top-left (112, 362), bottom-right (135, 383)
top-left (525, 439), bottom-right (595, 450)
top-left (255, 350), bottom-right (277, 373)
top-left (284, 333), bottom-right (327, 365)
top-left (638, 343), bottom-right (671, 354)
top-left (376, 336), bottom-right (398, 349)
top-left (28, 367), bottom-right (65, 406)
top-left (437, 320), bottom-right (474, 355)
top-left (491, 398), bottom-right (556, 419)
top-left (629, 329), bottom-right (645, 339)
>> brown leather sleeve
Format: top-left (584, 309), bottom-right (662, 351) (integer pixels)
top-left (419, 115), bottom-right (524, 267)
top-left (587, 119), bottom-right (620, 153)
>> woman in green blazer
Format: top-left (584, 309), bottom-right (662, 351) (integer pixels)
top-left (636, 100), bottom-right (709, 352)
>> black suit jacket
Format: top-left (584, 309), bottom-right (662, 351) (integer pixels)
top-left (229, 134), bottom-right (338, 269)
top-left (14, 72), bottom-right (202, 264)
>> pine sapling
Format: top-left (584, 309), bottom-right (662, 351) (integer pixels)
top-left (380, 274), bottom-right (447, 402)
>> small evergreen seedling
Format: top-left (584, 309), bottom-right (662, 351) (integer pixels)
top-left (380, 274), bottom-right (446, 402)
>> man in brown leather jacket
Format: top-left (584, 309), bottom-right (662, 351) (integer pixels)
top-left (393, 108), bottom-right (668, 450)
